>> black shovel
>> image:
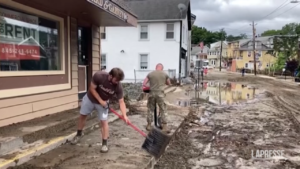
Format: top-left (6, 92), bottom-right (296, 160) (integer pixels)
top-left (109, 107), bottom-right (170, 159)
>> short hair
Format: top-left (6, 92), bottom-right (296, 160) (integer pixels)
top-left (156, 63), bottom-right (164, 69)
top-left (109, 68), bottom-right (124, 81)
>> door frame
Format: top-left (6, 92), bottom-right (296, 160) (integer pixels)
top-left (78, 65), bottom-right (87, 94)
top-left (77, 25), bottom-right (93, 100)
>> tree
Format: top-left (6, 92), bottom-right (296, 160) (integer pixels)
top-left (261, 23), bottom-right (300, 36)
top-left (191, 26), bottom-right (246, 45)
top-left (239, 33), bottom-right (248, 39)
top-left (261, 30), bottom-right (282, 36)
top-left (226, 33), bottom-right (247, 41)
top-left (281, 23), bottom-right (300, 35)
top-left (273, 53), bottom-right (286, 72)
top-left (273, 36), bottom-right (299, 60)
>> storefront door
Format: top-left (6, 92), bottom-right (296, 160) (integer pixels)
top-left (78, 27), bottom-right (92, 100)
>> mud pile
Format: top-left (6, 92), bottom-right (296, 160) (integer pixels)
top-left (154, 108), bottom-right (200, 169)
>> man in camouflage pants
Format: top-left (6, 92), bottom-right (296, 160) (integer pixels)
top-left (142, 63), bottom-right (171, 132)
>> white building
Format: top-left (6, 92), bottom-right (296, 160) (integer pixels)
top-left (100, 0), bottom-right (194, 83)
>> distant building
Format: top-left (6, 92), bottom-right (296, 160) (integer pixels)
top-left (190, 45), bottom-right (209, 70)
top-left (227, 36), bottom-right (276, 72)
top-left (207, 41), bottom-right (228, 68)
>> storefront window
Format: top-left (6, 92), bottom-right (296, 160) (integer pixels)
top-left (0, 6), bottom-right (61, 71)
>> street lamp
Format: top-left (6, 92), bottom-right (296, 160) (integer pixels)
top-left (290, 0), bottom-right (299, 3)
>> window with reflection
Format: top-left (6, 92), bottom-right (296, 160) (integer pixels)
top-left (0, 6), bottom-right (61, 71)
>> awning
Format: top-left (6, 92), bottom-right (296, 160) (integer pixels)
top-left (12, 0), bottom-right (137, 27)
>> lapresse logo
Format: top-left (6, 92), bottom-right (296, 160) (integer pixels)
top-left (251, 149), bottom-right (284, 159)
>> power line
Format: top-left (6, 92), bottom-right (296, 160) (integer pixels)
top-left (260, 0), bottom-right (290, 20)
top-left (230, 1), bottom-right (293, 32)
top-left (273, 2), bottom-right (300, 18)
top-left (198, 1), bottom-right (299, 35)
top-left (232, 0), bottom-right (291, 32)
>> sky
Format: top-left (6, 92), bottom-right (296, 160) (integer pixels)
top-left (191, 0), bottom-right (300, 36)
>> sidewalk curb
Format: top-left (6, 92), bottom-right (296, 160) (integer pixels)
top-left (0, 116), bottom-right (119, 169)
top-left (143, 110), bottom-right (189, 169)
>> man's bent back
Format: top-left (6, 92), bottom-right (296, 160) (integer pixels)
top-left (147, 70), bottom-right (169, 95)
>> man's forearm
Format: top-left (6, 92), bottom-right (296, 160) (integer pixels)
top-left (143, 77), bottom-right (149, 86)
top-left (119, 101), bottom-right (127, 116)
top-left (166, 79), bottom-right (171, 85)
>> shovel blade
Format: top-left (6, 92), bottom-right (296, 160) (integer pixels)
top-left (141, 127), bottom-right (170, 159)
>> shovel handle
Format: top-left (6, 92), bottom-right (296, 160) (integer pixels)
top-left (109, 108), bottom-right (147, 137)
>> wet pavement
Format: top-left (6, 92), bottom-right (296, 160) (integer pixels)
top-left (179, 81), bottom-right (263, 106)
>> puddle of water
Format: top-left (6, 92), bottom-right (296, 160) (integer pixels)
top-left (178, 82), bottom-right (262, 106)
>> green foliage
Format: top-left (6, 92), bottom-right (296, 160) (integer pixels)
top-left (273, 53), bottom-right (286, 71)
top-left (226, 33), bottom-right (247, 41)
top-left (261, 23), bottom-right (299, 60)
top-left (261, 23), bottom-right (300, 37)
top-left (261, 30), bottom-right (282, 36)
top-left (191, 26), bottom-right (247, 45)
top-left (273, 36), bottom-right (298, 59)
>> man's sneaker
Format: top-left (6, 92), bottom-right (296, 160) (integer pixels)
top-left (70, 133), bottom-right (84, 145)
top-left (100, 145), bottom-right (109, 153)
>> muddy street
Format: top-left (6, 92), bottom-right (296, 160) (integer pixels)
top-left (155, 71), bottom-right (300, 169)
top-left (4, 86), bottom-right (191, 169)
top-left (5, 71), bottom-right (300, 169)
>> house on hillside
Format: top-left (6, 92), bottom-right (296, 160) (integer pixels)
top-left (227, 36), bottom-right (276, 72)
top-left (207, 41), bottom-right (228, 68)
top-left (100, 0), bottom-right (194, 83)
top-left (190, 45), bottom-right (209, 70)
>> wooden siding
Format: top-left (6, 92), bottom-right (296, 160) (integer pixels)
top-left (92, 26), bottom-right (101, 75)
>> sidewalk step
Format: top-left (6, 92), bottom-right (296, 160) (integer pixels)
top-left (0, 107), bottom-right (127, 158)
top-left (0, 108), bottom-right (90, 156)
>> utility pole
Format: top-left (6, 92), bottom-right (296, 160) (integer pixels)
top-left (219, 28), bottom-right (224, 72)
top-left (251, 21), bottom-right (257, 75)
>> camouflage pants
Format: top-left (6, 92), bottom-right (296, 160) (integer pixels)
top-left (147, 94), bottom-right (167, 124)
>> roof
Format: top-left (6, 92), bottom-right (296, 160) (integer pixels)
top-left (210, 41), bottom-right (228, 49)
top-left (230, 36), bottom-right (273, 46)
top-left (112, 0), bottom-right (138, 17)
top-left (191, 46), bottom-right (209, 55)
top-left (123, 0), bottom-right (190, 20)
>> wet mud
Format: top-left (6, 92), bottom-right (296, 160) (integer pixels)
top-left (155, 72), bottom-right (300, 169)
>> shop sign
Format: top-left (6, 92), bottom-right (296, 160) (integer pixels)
top-left (0, 7), bottom-right (40, 60)
top-left (87, 0), bottom-right (128, 21)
